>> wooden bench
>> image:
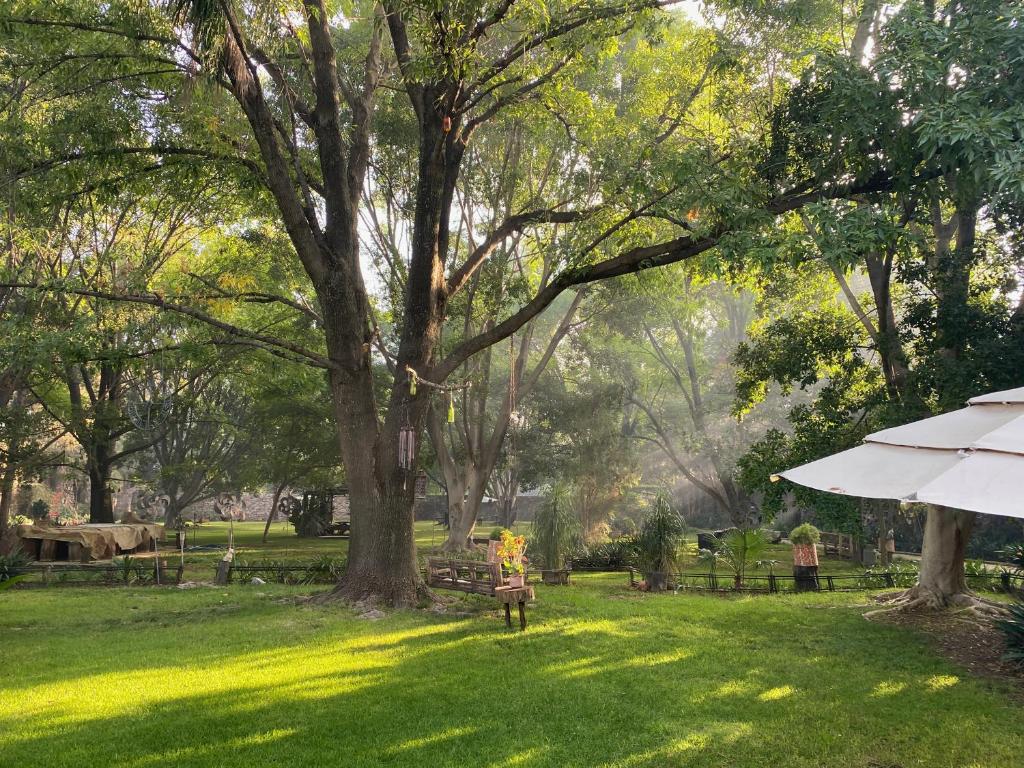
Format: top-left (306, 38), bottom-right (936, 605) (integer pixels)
top-left (426, 557), bottom-right (535, 630)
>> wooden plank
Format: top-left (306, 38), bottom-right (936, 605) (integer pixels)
top-left (38, 538), bottom-right (57, 561)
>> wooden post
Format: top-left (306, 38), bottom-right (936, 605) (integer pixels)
top-left (518, 601), bottom-right (527, 630)
top-left (504, 603), bottom-right (512, 628)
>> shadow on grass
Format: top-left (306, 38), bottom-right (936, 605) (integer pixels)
top-left (2, 583), bottom-right (1022, 768)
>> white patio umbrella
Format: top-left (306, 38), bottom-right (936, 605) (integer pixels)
top-left (774, 386), bottom-right (1024, 519)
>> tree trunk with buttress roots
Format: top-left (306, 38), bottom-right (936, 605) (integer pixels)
top-left (904, 505), bottom-right (975, 607)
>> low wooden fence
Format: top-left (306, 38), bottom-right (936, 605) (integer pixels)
top-left (624, 567), bottom-right (1024, 594)
top-left (6, 560), bottom-right (181, 587)
top-left (6, 561), bottom-right (1023, 596)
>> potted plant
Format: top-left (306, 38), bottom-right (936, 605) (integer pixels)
top-left (497, 529), bottom-right (528, 588)
top-left (532, 485), bottom-right (580, 585)
top-left (637, 495), bottom-right (686, 592)
top-left (789, 523), bottom-right (820, 591)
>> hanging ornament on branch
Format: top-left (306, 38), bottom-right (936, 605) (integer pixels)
top-left (403, 365), bottom-right (471, 425)
top-left (125, 368), bottom-right (174, 431)
top-left (398, 425), bottom-right (416, 470)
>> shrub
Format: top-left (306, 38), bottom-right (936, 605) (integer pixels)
top-left (488, 527), bottom-right (504, 541)
top-left (29, 499), bottom-right (50, 520)
top-left (636, 496), bottom-right (686, 578)
top-left (571, 538), bottom-right (639, 570)
top-left (789, 523), bottom-right (820, 545)
top-left (1001, 543), bottom-right (1024, 573)
top-left (717, 529), bottom-right (769, 588)
top-left (0, 551), bottom-right (31, 582)
top-left (997, 599), bottom-right (1024, 666)
top-left (301, 555), bottom-right (346, 584)
top-left (531, 485), bottom-right (580, 570)
top-left (858, 560), bottom-right (920, 589)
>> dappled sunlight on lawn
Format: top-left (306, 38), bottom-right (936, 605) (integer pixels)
top-left (757, 684), bottom-right (795, 701)
top-left (926, 674), bottom-right (960, 691)
top-left (117, 728), bottom-right (298, 768)
top-left (2, 581), bottom-right (1022, 768)
top-left (871, 680), bottom-right (909, 697)
top-left (386, 726), bottom-right (479, 754)
top-left (597, 722), bottom-right (755, 768)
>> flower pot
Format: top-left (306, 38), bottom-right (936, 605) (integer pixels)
top-left (792, 542), bottom-right (819, 567)
top-left (541, 569), bottom-right (570, 586)
top-left (793, 565), bottom-right (819, 592)
top-left (647, 571), bottom-right (669, 592)
top-left (507, 574), bottom-right (525, 588)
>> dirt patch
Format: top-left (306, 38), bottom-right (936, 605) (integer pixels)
top-left (868, 592), bottom-right (1024, 699)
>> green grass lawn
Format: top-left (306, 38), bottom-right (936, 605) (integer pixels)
top-left (2, 575), bottom-right (1021, 767)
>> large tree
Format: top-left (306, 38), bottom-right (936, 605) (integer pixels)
top-left (737, 0), bottom-right (1024, 610)
top-left (3, 0), bottom-right (944, 604)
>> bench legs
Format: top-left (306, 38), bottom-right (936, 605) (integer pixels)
top-left (504, 601), bottom-right (527, 631)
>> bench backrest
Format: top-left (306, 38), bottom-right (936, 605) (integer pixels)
top-left (426, 558), bottom-right (502, 595)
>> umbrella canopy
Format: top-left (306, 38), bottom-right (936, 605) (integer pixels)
top-left (775, 387), bottom-right (1024, 520)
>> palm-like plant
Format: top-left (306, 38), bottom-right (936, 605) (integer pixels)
top-left (997, 599), bottom-right (1024, 665)
top-left (532, 485), bottom-right (580, 572)
top-left (717, 528), bottom-right (769, 589)
top-left (637, 496), bottom-right (686, 590)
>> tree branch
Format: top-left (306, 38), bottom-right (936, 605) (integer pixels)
top-left (0, 283), bottom-right (333, 369)
top-left (447, 206), bottom-right (596, 296)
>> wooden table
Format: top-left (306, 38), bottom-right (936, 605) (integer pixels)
top-left (495, 586), bottom-right (535, 630)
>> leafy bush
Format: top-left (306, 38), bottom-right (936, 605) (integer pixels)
top-left (235, 557), bottom-right (347, 585)
top-left (531, 485), bottom-right (580, 570)
top-left (571, 538), bottom-right (639, 570)
top-left (636, 496), bottom-right (686, 578)
top-left (30, 500), bottom-right (50, 520)
top-left (1001, 543), bottom-right (1024, 573)
top-left (109, 555), bottom-right (151, 585)
top-left (488, 527), bottom-right (504, 541)
top-left (997, 599), bottom-right (1024, 665)
top-left (858, 560), bottom-right (920, 588)
top-left (0, 551), bottom-right (31, 582)
top-left (789, 523), bottom-right (821, 545)
top-left (300, 555), bottom-right (346, 584)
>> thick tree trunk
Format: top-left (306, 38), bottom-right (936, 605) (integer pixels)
top-left (164, 498), bottom-right (182, 530)
top-left (910, 505), bottom-right (975, 606)
top-left (88, 448), bottom-right (114, 523)
top-left (443, 471), bottom-right (484, 552)
top-left (0, 464), bottom-right (15, 535)
top-left (326, 362), bottom-right (425, 607)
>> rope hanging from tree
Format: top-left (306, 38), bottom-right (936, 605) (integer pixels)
top-left (397, 366), bottom-right (472, 476)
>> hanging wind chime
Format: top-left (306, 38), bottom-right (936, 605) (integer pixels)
top-left (398, 365), bottom-right (471, 487)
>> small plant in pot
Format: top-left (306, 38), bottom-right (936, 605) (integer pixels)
top-left (532, 485), bottom-right (580, 586)
top-left (497, 529), bottom-right (528, 588)
top-left (637, 495), bottom-right (686, 592)
top-left (789, 523), bottom-right (820, 591)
